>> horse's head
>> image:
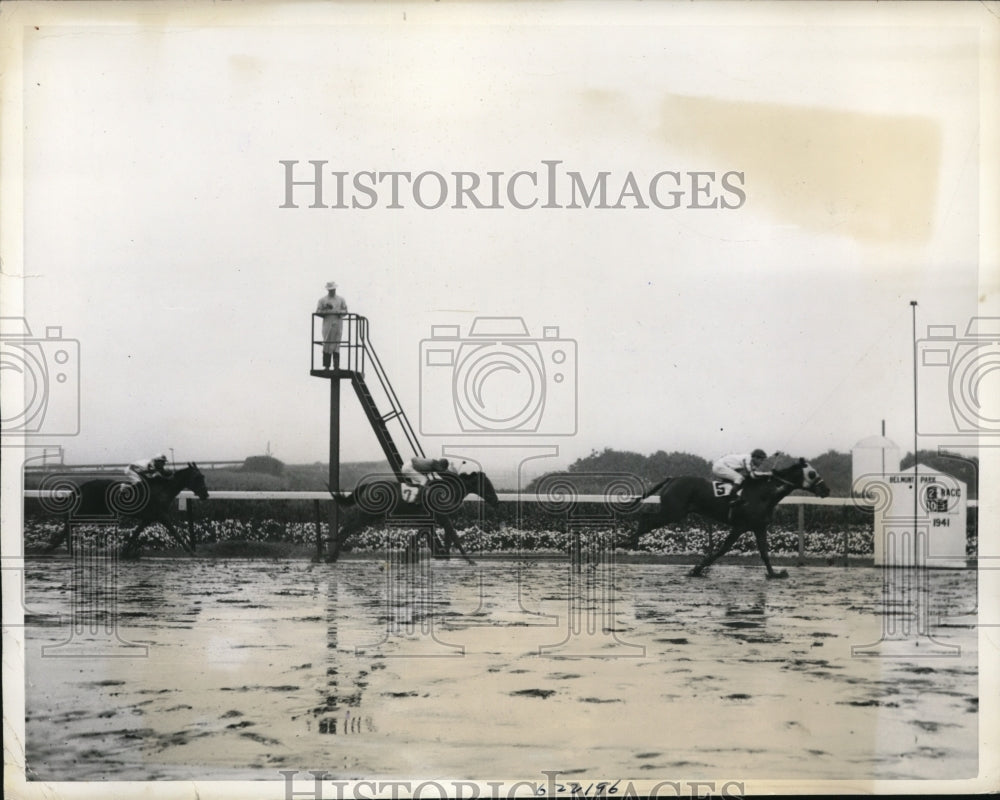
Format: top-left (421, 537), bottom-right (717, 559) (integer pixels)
top-left (461, 470), bottom-right (500, 510)
top-left (183, 462), bottom-right (210, 500)
top-left (787, 458), bottom-right (829, 497)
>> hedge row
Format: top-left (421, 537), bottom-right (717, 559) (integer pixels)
top-left (23, 495), bottom-right (890, 528)
top-left (23, 505), bottom-right (979, 557)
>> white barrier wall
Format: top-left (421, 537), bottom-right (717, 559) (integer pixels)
top-left (878, 464), bottom-right (967, 569)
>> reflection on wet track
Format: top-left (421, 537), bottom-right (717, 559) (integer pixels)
top-left (23, 558), bottom-right (978, 781)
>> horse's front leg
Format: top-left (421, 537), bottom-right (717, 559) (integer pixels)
top-left (688, 529), bottom-right (743, 577)
top-left (753, 528), bottom-right (788, 579)
top-left (438, 515), bottom-right (475, 566)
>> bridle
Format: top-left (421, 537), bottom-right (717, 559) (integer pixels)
top-left (770, 464), bottom-right (826, 493)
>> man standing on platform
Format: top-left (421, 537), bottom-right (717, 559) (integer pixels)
top-left (316, 281), bottom-right (348, 369)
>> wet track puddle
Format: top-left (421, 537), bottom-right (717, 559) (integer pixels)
top-left (20, 559), bottom-right (978, 781)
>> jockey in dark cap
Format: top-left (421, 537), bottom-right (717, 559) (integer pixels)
top-left (712, 449), bottom-right (770, 514)
top-left (125, 453), bottom-right (173, 483)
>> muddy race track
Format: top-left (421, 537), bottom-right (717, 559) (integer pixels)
top-left (21, 558), bottom-right (977, 782)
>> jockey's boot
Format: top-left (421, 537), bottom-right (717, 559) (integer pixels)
top-left (333, 353), bottom-right (340, 370)
top-left (322, 353), bottom-right (331, 369)
top-left (728, 488), bottom-right (744, 522)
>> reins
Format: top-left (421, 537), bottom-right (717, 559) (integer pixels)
top-left (769, 472), bottom-right (798, 489)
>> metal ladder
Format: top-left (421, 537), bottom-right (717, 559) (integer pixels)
top-left (312, 313), bottom-right (423, 479)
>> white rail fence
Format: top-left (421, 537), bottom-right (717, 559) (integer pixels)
top-left (23, 491), bottom-right (977, 562)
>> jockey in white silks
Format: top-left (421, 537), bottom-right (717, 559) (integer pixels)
top-left (711, 449), bottom-right (769, 507)
top-left (125, 453), bottom-right (172, 483)
top-left (402, 457), bottom-right (450, 486)
top-left (400, 457), bottom-right (473, 502)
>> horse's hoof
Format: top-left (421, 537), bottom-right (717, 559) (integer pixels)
top-left (688, 568), bottom-right (706, 578)
top-left (766, 569), bottom-right (789, 580)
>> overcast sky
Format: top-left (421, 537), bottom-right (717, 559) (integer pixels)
top-left (4, 2), bottom-right (997, 479)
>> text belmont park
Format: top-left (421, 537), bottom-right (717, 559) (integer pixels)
top-left (279, 160), bottom-right (746, 211)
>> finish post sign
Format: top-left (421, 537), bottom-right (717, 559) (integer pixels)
top-left (877, 464), bottom-right (967, 569)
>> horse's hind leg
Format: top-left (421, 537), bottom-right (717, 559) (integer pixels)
top-left (163, 520), bottom-right (195, 555)
top-left (689, 529), bottom-right (743, 577)
top-left (407, 533), bottom-right (422, 564)
top-left (121, 520), bottom-right (151, 559)
top-left (44, 519), bottom-right (70, 553)
top-left (430, 517), bottom-right (453, 559)
top-left (428, 522), bottom-right (447, 559)
top-left (631, 512), bottom-right (664, 549)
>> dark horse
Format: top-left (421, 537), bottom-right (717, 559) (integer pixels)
top-left (328, 470), bottom-right (500, 564)
top-left (44, 464), bottom-right (209, 557)
top-left (633, 458), bottom-right (830, 579)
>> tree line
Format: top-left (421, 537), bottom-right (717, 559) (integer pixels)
top-left (232, 449), bottom-right (979, 499)
top-left (525, 448), bottom-right (979, 498)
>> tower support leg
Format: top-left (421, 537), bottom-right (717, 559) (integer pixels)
top-left (327, 377), bottom-right (341, 560)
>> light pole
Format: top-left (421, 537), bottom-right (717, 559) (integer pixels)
top-left (910, 300), bottom-right (918, 566)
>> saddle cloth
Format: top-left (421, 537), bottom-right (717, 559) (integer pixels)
top-left (712, 481), bottom-right (735, 498)
top-left (400, 483), bottom-right (421, 503)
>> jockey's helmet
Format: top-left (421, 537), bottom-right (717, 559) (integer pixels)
top-left (154, 453), bottom-right (168, 463)
top-left (751, 449), bottom-right (766, 460)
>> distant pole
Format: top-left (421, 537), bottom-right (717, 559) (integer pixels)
top-left (881, 419), bottom-right (886, 476)
top-left (910, 301), bottom-right (918, 566)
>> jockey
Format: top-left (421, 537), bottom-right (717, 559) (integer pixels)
top-left (401, 457), bottom-right (451, 486)
top-left (401, 457), bottom-right (475, 486)
top-left (126, 453), bottom-right (173, 482)
top-left (712, 449), bottom-right (769, 508)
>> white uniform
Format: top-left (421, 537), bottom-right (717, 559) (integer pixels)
top-left (316, 293), bottom-right (348, 355)
top-left (125, 457), bottom-right (169, 482)
top-left (712, 453), bottom-right (758, 486)
top-left (401, 457), bottom-right (473, 485)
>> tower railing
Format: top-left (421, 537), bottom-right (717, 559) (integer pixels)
top-left (311, 312), bottom-right (366, 374)
top-left (311, 313), bottom-right (424, 467)
top-left (354, 317), bottom-right (425, 462)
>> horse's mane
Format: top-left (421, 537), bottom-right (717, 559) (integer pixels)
top-left (771, 456), bottom-right (807, 475)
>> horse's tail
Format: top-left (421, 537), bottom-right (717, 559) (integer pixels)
top-left (641, 476), bottom-right (675, 499)
top-left (329, 484), bottom-right (356, 506)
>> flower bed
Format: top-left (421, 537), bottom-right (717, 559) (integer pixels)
top-left (22, 501), bottom-right (976, 557)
